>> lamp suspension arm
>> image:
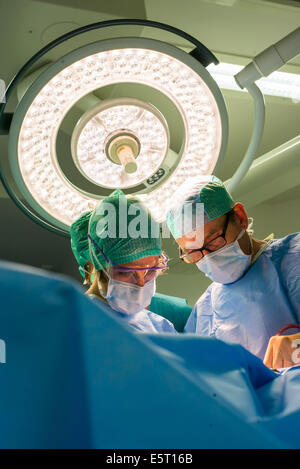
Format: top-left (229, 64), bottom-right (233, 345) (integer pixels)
top-left (235, 27), bottom-right (300, 89)
top-left (225, 83), bottom-right (265, 194)
top-left (225, 26), bottom-right (300, 194)
top-left (0, 18), bottom-right (218, 120)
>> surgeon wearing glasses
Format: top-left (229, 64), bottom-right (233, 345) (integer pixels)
top-left (70, 189), bottom-right (177, 334)
top-left (166, 175), bottom-right (300, 365)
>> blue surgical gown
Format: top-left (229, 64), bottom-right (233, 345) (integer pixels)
top-left (185, 232), bottom-right (300, 360)
top-left (89, 295), bottom-right (177, 333)
top-left (119, 309), bottom-right (178, 334)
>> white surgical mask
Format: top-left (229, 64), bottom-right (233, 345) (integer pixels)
top-left (196, 230), bottom-right (253, 284)
top-left (98, 276), bottom-right (156, 314)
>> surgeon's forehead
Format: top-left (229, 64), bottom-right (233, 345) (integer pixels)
top-left (176, 215), bottom-right (225, 249)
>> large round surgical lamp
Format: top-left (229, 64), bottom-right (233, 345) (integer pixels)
top-left (1, 19), bottom-right (299, 237)
top-left (0, 19), bottom-right (228, 235)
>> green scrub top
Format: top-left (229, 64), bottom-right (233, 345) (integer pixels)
top-left (150, 293), bottom-right (192, 333)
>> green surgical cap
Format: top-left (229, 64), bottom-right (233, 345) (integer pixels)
top-left (70, 211), bottom-right (92, 278)
top-left (88, 189), bottom-right (162, 270)
top-left (166, 175), bottom-right (235, 239)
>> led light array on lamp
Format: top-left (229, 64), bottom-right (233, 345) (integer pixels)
top-left (208, 62), bottom-right (300, 100)
top-left (16, 43), bottom-right (223, 226)
top-left (75, 103), bottom-right (168, 188)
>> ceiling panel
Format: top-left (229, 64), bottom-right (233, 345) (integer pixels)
top-left (144, 0), bottom-right (300, 65)
top-left (34, 0), bottom-right (147, 17)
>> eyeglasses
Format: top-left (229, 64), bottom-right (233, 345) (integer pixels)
top-left (179, 213), bottom-right (230, 264)
top-left (88, 234), bottom-right (168, 284)
top-left (110, 254), bottom-right (168, 284)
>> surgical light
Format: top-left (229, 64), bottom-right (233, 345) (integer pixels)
top-left (1, 19), bottom-right (299, 235)
top-left (0, 20), bottom-right (228, 234)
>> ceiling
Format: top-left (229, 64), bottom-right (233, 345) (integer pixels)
top-left (0, 0), bottom-right (300, 302)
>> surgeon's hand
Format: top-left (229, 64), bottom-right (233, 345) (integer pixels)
top-left (264, 333), bottom-right (300, 369)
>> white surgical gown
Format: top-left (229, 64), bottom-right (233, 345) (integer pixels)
top-left (185, 233), bottom-right (300, 360)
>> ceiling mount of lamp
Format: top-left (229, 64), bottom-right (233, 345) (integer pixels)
top-left (0, 19), bottom-right (230, 235)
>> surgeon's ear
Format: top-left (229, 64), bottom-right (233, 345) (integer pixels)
top-left (232, 203), bottom-right (248, 230)
top-left (84, 261), bottom-right (94, 285)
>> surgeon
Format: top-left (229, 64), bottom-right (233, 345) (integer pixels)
top-left (166, 175), bottom-right (300, 361)
top-left (70, 189), bottom-right (177, 334)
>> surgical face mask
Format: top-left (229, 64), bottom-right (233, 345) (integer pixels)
top-left (196, 230), bottom-right (253, 284)
top-left (98, 276), bottom-right (156, 314)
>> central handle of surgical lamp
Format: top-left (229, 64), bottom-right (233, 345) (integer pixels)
top-left (106, 132), bottom-right (140, 174)
top-left (226, 26), bottom-right (300, 194)
top-left (117, 146), bottom-right (138, 174)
